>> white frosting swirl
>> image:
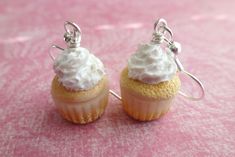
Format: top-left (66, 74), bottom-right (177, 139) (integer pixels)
top-left (53, 47), bottom-right (105, 91)
top-left (128, 43), bottom-right (177, 84)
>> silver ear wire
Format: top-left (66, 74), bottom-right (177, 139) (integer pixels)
top-left (178, 71), bottom-right (205, 101)
top-left (49, 45), bottom-right (64, 61)
top-left (153, 18), bottom-right (205, 101)
top-left (109, 90), bottom-right (122, 101)
top-left (49, 21), bottom-right (82, 61)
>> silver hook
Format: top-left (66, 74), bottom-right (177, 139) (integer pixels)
top-left (109, 90), bottom-right (122, 101)
top-left (49, 45), bottom-right (64, 61)
top-left (49, 21), bottom-right (82, 61)
top-left (154, 18), bottom-right (205, 101)
top-left (178, 70), bottom-right (205, 101)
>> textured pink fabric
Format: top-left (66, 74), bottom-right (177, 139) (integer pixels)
top-left (0, 0), bottom-right (235, 156)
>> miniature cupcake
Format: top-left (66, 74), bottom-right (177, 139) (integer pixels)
top-left (50, 22), bottom-right (109, 124)
top-left (120, 20), bottom-right (181, 121)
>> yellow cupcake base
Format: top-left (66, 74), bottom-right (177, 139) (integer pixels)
top-left (120, 68), bottom-right (180, 121)
top-left (55, 93), bottom-right (108, 124)
top-left (121, 87), bottom-right (173, 121)
top-left (51, 76), bottom-right (109, 124)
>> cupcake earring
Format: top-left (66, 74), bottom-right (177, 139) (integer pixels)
top-left (110, 18), bottom-right (205, 121)
top-left (49, 21), bottom-right (109, 124)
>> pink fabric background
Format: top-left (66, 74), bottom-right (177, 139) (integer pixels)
top-left (0, 0), bottom-right (235, 156)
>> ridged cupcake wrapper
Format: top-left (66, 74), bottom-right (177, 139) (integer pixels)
top-left (121, 88), bottom-right (174, 121)
top-left (54, 92), bottom-right (108, 124)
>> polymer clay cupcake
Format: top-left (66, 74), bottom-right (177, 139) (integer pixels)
top-left (119, 19), bottom-right (205, 121)
top-left (120, 45), bottom-right (180, 121)
top-left (50, 21), bottom-right (109, 124)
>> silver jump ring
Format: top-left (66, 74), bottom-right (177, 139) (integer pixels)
top-left (179, 70), bottom-right (205, 101)
top-left (154, 18), bottom-right (167, 33)
top-left (49, 45), bottom-right (64, 61)
top-left (64, 21), bottom-right (81, 35)
top-left (64, 21), bottom-right (82, 43)
top-left (154, 19), bottom-right (173, 43)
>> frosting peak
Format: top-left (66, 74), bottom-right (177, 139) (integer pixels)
top-left (128, 43), bottom-right (177, 84)
top-left (53, 47), bottom-right (105, 91)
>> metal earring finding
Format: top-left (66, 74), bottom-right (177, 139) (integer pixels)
top-left (153, 18), bottom-right (205, 101)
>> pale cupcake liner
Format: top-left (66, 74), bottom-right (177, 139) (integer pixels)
top-left (121, 88), bottom-right (174, 121)
top-left (54, 91), bottom-right (109, 124)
